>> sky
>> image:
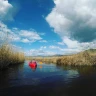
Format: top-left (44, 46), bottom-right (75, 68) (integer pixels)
top-left (0, 0), bottom-right (96, 56)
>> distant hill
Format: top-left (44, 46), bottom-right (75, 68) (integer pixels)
top-left (25, 54), bottom-right (64, 57)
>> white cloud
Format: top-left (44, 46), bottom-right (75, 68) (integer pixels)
top-left (25, 46), bottom-right (82, 56)
top-left (0, 21), bottom-right (12, 44)
top-left (49, 38), bottom-right (96, 55)
top-left (0, 0), bottom-right (17, 21)
top-left (49, 45), bottom-right (65, 51)
top-left (46, 0), bottom-right (96, 42)
top-left (58, 42), bottom-right (65, 45)
top-left (40, 46), bottom-right (46, 49)
top-left (0, 22), bottom-right (21, 42)
top-left (25, 49), bottom-right (56, 56)
top-left (62, 36), bottom-right (96, 51)
top-left (19, 30), bottom-right (42, 42)
top-left (49, 45), bottom-right (81, 54)
top-left (0, 0), bottom-right (13, 19)
top-left (60, 48), bottom-right (81, 55)
top-left (0, 0), bottom-right (19, 21)
top-left (46, 0), bottom-right (96, 54)
top-left (22, 38), bottom-right (30, 43)
top-left (49, 45), bottom-right (60, 49)
top-left (39, 40), bottom-right (47, 43)
top-left (63, 37), bottom-right (79, 49)
top-left (0, 22), bottom-right (43, 43)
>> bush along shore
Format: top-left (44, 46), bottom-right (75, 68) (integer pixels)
top-left (0, 44), bottom-right (25, 70)
top-left (26, 49), bottom-right (96, 66)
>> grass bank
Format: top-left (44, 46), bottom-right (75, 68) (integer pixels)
top-left (0, 44), bottom-right (25, 69)
top-left (26, 49), bottom-right (96, 66)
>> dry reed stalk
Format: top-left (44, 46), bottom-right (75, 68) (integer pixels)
top-left (0, 44), bottom-right (25, 69)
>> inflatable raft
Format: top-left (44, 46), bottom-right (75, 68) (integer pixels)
top-left (29, 61), bottom-right (37, 68)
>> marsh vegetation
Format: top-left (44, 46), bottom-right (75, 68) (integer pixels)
top-left (26, 49), bottom-right (96, 66)
top-left (0, 44), bottom-right (25, 69)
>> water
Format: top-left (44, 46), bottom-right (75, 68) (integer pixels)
top-left (0, 61), bottom-right (96, 96)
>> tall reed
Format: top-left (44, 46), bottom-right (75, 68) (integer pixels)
top-left (0, 44), bottom-right (25, 69)
top-left (56, 51), bottom-right (96, 66)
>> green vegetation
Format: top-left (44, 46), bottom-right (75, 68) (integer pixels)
top-left (26, 49), bottom-right (96, 66)
top-left (0, 44), bottom-right (25, 69)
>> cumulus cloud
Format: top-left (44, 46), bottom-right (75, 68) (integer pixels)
top-left (25, 49), bottom-right (56, 56)
top-left (46, 0), bottom-right (96, 54)
top-left (40, 46), bottom-right (46, 49)
top-left (49, 45), bottom-right (81, 55)
top-left (63, 37), bottom-right (79, 49)
top-left (0, 22), bottom-right (20, 42)
top-left (21, 38), bottom-right (30, 43)
top-left (0, 0), bottom-right (18, 21)
top-left (46, 0), bottom-right (96, 43)
top-left (0, 22), bottom-right (42, 43)
top-left (25, 46), bottom-right (60, 56)
top-left (25, 45), bottom-right (82, 56)
top-left (0, 21), bottom-right (12, 44)
top-left (58, 42), bottom-right (65, 45)
top-left (49, 45), bottom-right (61, 49)
top-left (0, 0), bottom-right (12, 20)
top-left (62, 36), bottom-right (96, 51)
top-left (60, 48), bottom-right (81, 55)
top-left (39, 40), bottom-right (47, 43)
top-left (19, 30), bottom-right (42, 42)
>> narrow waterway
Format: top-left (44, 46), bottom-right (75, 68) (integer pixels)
top-left (0, 61), bottom-right (96, 96)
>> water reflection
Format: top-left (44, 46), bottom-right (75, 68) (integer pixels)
top-left (0, 63), bottom-right (24, 88)
top-left (29, 64), bottom-right (37, 71)
top-left (1, 62), bottom-right (96, 96)
top-left (57, 65), bottom-right (96, 76)
top-left (39, 65), bottom-right (42, 69)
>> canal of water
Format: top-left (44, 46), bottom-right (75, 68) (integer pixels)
top-left (0, 61), bottom-right (96, 96)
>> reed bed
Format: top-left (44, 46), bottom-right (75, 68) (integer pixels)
top-left (0, 44), bottom-right (25, 69)
top-left (26, 50), bottom-right (96, 66)
top-left (56, 51), bottom-right (96, 66)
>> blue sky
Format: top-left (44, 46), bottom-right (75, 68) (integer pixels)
top-left (0, 0), bottom-right (96, 56)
